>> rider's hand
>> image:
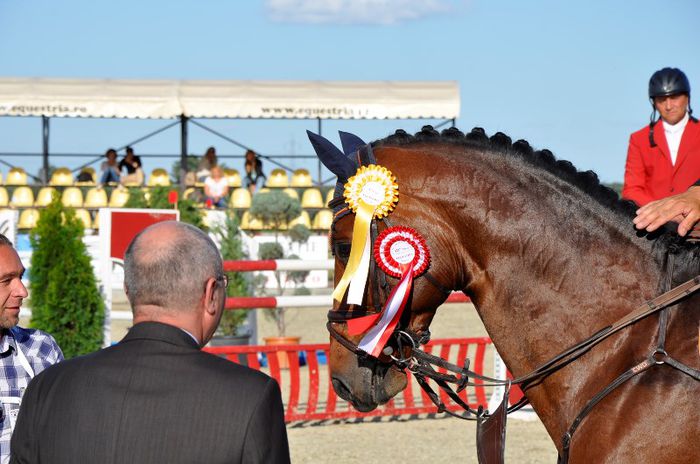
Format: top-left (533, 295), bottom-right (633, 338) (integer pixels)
top-left (633, 186), bottom-right (700, 236)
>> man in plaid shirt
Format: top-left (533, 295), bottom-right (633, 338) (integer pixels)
top-left (0, 234), bottom-right (62, 463)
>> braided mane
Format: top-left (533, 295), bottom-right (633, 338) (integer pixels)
top-left (371, 125), bottom-right (700, 276)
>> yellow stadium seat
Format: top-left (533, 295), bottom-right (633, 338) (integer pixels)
top-left (17, 209), bottom-right (40, 230)
top-left (84, 187), bottom-right (108, 208)
top-left (239, 211), bottom-right (262, 230)
top-left (10, 186), bottom-right (34, 208)
top-left (73, 209), bottom-right (92, 229)
top-left (61, 187), bottom-right (83, 208)
top-left (265, 168), bottom-right (289, 188)
top-left (301, 188), bottom-right (324, 208)
top-left (148, 168), bottom-right (171, 187)
top-left (325, 188), bottom-right (335, 206)
top-left (290, 168), bottom-right (312, 187)
top-left (109, 187), bottom-right (130, 207)
top-left (0, 171), bottom-right (3, 184)
top-left (312, 209), bottom-right (333, 230)
top-left (282, 188), bottom-right (299, 200)
top-left (49, 167), bottom-right (74, 186)
top-left (230, 188), bottom-right (251, 209)
top-left (34, 187), bottom-right (57, 207)
top-left (0, 188), bottom-right (8, 207)
top-left (289, 210), bottom-right (311, 229)
top-left (6, 168), bottom-right (28, 186)
top-left (223, 169), bottom-right (242, 188)
top-left (92, 210), bottom-right (100, 230)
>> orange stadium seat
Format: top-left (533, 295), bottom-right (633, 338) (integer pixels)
top-left (148, 168), bottom-right (171, 187)
top-left (265, 168), bottom-right (289, 188)
top-left (301, 188), bottom-right (324, 208)
top-left (34, 187), bottom-right (57, 207)
top-left (84, 187), bottom-right (108, 208)
top-left (290, 169), bottom-right (312, 187)
top-left (5, 168), bottom-right (28, 186)
top-left (49, 167), bottom-right (74, 186)
top-left (17, 209), bottom-right (40, 230)
top-left (230, 188), bottom-right (251, 209)
top-left (61, 187), bottom-right (83, 208)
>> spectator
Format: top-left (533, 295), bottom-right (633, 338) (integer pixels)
top-left (118, 146), bottom-right (144, 186)
top-left (244, 149), bottom-right (266, 193)
top-left (622, 67), bottom-right (700, 206)
top-left (203, 166), bottom-right (229, 208)
top-left (0, 233), bottom-right (63, 463)
top-left (196, 146), bottom-right (218, 182)
top-left (98, 148), bottom-right (120, 185)
top-left (10, 222), bottom-right (290, 464)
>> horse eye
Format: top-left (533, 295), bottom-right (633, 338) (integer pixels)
top-left (334, 242), bottom-right (351, 263)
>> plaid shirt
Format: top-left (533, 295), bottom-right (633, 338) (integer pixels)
top-left (0, 326), bottom-right (63, 462)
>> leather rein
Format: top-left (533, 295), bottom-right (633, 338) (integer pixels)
top-left (326, 144), bottom-right (700, 461)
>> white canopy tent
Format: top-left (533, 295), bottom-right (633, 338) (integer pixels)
top-left (0, 78), bottom-right (460, 183)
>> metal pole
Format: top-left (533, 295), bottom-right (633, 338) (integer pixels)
top-left (180, 115), bottom-right (188, 191)
top-left (452, 118), bottom-right (456, 128)
top-left (42, 116), bottom-right (50, 185)
top-left (317, 118), bottom-right (322, 185)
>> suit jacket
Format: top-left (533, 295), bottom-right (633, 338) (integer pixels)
top-left (10, 322), bottom-right (290, 464)
top-left (622, 118), bottom-right (700, 206)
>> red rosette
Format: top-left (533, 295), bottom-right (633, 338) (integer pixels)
top-left (373, 226), bottom-right (430, 278)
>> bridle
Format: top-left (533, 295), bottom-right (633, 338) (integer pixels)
top-left (325, 143), bottom-right (700, 463)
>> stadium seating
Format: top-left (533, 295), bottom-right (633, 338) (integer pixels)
top-left (265, 168), bottom-right (289, 188)
top-left (300, 188), bottom-right (324, 208)
top-left (10, 187), bottom-right (34, 208)
top-left (109, 188), bottom-right (130, 207)
top-left (73, 209), bottom-right (92, 229)
top-left (49, 167), bottom-right (74, 186)
top-left (61, 187), bottom-right (84, 208)
top-left (148, 168), bottom-right (171, 186)
top-left (230, 188), bottom-right (251, 209)
top-left (325, 188), bottom-right (335, 206)
top-left (35, 187), bottom-right (57, 207)
top-left (0, 188), bottom-right (8, 207)
top-left (76, 167), bottom-right (97, 185)
top-left (84, 188), bottom-right (108, 208)
top-left (6, 168), bottom-right (28, 186)
top-left (224, 169), bottom-right (242, 188)
top-left (239, 211), bottom-right (262, 230)
top-left (17, 209), bottom-right (40, 229)
top-left (290, 168), bottom-right (312, 187)
top-left (312, 209), bottom-right (333, 230)
top-left (289, 210), bottom-right (311, 229)
top-left (282, 188), bottom-right (299, 200)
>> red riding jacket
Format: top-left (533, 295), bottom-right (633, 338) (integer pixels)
top-left (622, 118), bottom-right (700, 206)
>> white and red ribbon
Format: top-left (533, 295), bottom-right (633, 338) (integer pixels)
top-left (347, 227), bottom-right (430, 357)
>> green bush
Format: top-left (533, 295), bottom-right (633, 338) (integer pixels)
top-left (29, 193), bottom-right (104, 358)
top-left (213, 215), bottom-right (250, 336)
top-left (125, 186), bottom-right (205, 230)
top-left (250, 190), bottom-right (301, 239)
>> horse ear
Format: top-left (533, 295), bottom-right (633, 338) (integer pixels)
top-left (306, 130), bottom-right (357, 182)
top-left (338, 131), bottom-right (366, 157)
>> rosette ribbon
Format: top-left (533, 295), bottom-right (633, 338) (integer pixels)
top-left (347, 227), bottom-right (430, 358)
top-left (332, 165), bottom-right (398, 304)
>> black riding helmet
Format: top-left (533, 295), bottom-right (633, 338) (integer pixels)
top-left (647, 67), bottom-right (695, 147)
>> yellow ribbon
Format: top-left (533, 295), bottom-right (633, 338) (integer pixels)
top-left (332, 199), bottom-right (374, 302)
top-left (332, 165), bottom-right (398, 303)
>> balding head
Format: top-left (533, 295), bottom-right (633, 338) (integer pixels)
top-left (124, 221), bottom-right (223, 314)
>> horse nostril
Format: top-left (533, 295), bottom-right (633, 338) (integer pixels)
top-left (331, 377), bottom-right (353, 401)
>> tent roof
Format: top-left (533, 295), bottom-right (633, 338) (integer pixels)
top-left (0, 78), bottom-right (460, 120)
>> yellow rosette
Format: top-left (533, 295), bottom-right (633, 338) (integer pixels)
top-left (333, 165), bottom-right (399, 304)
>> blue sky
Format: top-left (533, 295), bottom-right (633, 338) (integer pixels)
top-left (0, 0), bottom-right (698, 183)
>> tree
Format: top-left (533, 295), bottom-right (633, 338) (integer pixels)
top-left (249, 190), bottom-right (301, 239)
top-left (212, 215), bottom-right (250, 337)
top-left (29, 193), bottom-right (104, 358)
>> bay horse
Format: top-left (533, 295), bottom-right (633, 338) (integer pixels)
top-left (310, 126), bottom-right (700, 463)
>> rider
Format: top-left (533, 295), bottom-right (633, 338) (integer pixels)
top-left (622, 67), bottom-right (700, 206)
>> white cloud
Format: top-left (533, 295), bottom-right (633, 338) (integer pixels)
top-left (265, 0), bottom-right (457, 25)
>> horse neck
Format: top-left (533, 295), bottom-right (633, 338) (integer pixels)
top-left (392, 145), bottom-right (664, 437)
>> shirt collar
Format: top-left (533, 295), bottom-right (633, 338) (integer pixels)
top-left (179, 328), bottom-right (200, 346)
top-left (0, 328), bottom-right (17, 355)
top-left (662, 112), bottom-right (689, 134)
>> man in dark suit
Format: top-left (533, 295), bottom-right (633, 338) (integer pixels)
top-left (10, 221), bottom-right (290, 464)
